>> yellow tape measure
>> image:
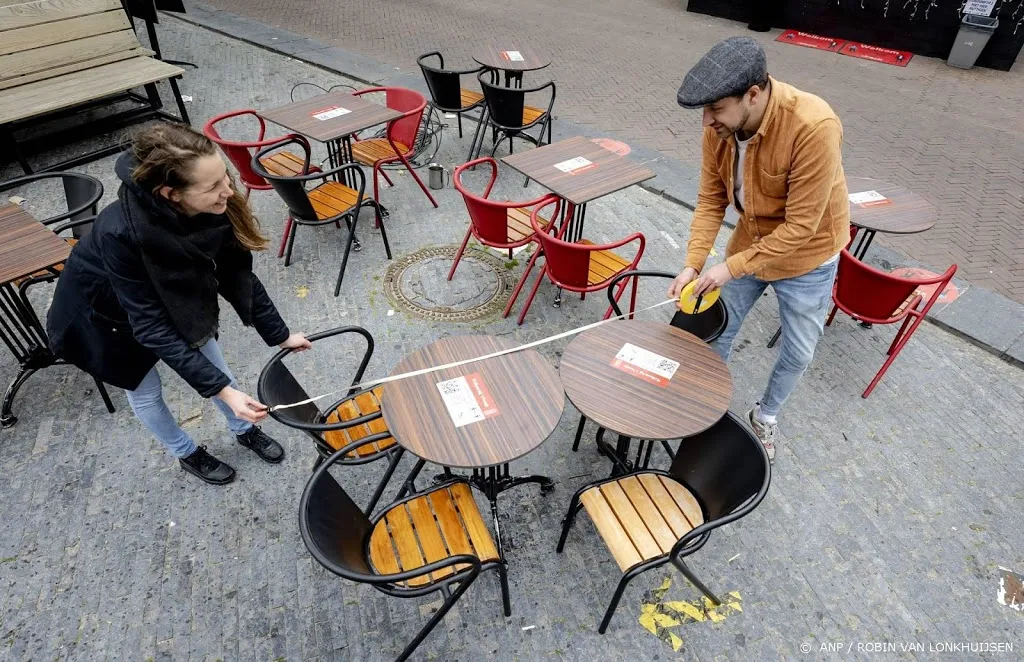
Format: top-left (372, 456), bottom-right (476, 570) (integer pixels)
top-left (678, 280), bottom-right (720, 314)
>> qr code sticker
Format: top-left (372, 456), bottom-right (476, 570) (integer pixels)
top-left (656, 359), bottom-right (677, 372)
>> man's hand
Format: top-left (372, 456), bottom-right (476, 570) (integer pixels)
top-left (667, 267), bottom-right (700, 299)
top-left (693, 262), bottom-right (733, 296)
top-left (217, 386), bottom-right (268, 424)
top-left (280, 333), bottom-right (312, 352)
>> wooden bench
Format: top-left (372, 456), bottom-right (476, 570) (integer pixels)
top-left (0, 0), bottom-right (189, 173)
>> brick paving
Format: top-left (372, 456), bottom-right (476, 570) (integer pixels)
top-left (202, 0), bottom-right (1024, 303)
top-left (1, 17), bottom-right (1022, 662)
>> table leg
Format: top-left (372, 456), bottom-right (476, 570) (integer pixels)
top-left (330, 137), bottom-right (362, 252)
top-left (396, 458), bottom-right (426, 500)
top-left (466, 463), bottom-right (553, 558)
top-left (552, 202), bottom-right (586, 307)
top-left (0, 282), bottom-right (57, 428)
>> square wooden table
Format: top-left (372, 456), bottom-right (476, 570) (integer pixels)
top-left (260, 90), bottom-right (402, 144)
top-left (502, 136), bottom-right (655, 241)
top-left (0, 204), bottom-right (113, 428)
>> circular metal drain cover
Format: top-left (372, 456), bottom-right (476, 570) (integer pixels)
top-left (383, 245), bottom-right (516, 322)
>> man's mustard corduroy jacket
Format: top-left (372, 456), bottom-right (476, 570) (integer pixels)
top-left (684, 77), bottom-right (851, 281)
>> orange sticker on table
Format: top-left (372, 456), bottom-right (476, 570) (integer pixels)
top-left (436, 372), bottom-right (499, 428)
top-left (848, 190), bottom-right (892, 208)
top-left (610, 343), bottom-right (679, 388)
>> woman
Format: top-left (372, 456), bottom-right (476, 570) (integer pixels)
top-left (47, 123), bottom-right (311, 485)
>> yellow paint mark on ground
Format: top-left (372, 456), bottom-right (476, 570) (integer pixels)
top-left (636, 576), bottom-right (744, 655)
top-left (296, 285), bottom-right (310, 298)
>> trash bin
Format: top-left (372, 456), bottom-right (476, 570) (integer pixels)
top-left (947, 14), bottom-right (999, 69)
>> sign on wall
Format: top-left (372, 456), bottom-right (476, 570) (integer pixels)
top-left (963, 0), bottom-right (998, 16)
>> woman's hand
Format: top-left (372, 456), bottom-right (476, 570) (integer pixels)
top-left (280, 333), bottom-right (312, 352)
top-left (217, 386), bottom-right (268, 424)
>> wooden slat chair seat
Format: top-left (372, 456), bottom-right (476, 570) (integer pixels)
top-left (351, 138), bottom-right (412, 166)
top-left (322, 386), bottom-right (397, 458)
top-left (579, 240), bottom-right (632, 286)
top-left (521, 104), bottom-right (546, 125)
top-left (506, 206), bottom-right (550, 243)
top-left (369, 482), bottom-right (500, 587)
top-left (580, 474), bottom-right (705, 572)
top-left (257, 150), bottom-right (312, 178)
top-left (460, 88), bottom-right (483, 108)
top-left (306, 180), bottom-right (375, 220)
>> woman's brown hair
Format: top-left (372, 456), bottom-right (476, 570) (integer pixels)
top-left (130, 123), bottom-right (268, 251)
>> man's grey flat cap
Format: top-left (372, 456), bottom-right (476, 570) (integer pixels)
top-left (677, 36), bottom-right (767, 108)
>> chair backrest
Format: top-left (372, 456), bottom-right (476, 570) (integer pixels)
top-left (384, 87), bottom-right (427, 149)
top-left (669, 412), bottom-right (769, 522)
top-left (478, 73), bottom-right (525, 130)
top-left (530, 200), bottom-right (602, 289)
top-left (258, 357), bottom-right (324, 430)
top-left (251, 139), bottom-right (319, 221)
top-left (299, 456), bottom-right (375, 580)
top-left (203, 109), bottom-right (273, 190)
top-left (669, 304), bottom-right (728, 344)
top-left (417, 52), bottom-right (463, 111)
top-left (453, 158), bottom-right (543, 246)
top-left (1, 172), bottom-right (103, 236)
top-left (0, 0), bottom-right (148, 93)
top-left (833, 249), bottom-right (919, 321)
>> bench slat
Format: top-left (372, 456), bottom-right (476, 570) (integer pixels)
top-left (0, 57), bottom-right (185, 124)
top-left (0, 46), bottom-right (153, 91)
top-left (0, 29), bottom-right (140, 84)
top-left (0, 8), bottom-right (130, 56)
top-left (0, 0), bottom-right (120, 31)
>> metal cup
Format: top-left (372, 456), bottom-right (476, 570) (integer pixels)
top-left (428, 163), bottom-right (448, 190)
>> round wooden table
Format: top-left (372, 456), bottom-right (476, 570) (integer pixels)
top-left (847, 177), bottom-right (937, 258)
top-left (381, 335), bottom-right (565, 552)
top-left (560, 320), bottom-right (732, 472)
top-left (472, 44), bottom-right (551, 87)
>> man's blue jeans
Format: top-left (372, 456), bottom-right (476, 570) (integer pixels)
top-left (124, 339), bottom-right (252, 458)
top-left (710, 259), bottom-right (838, 418)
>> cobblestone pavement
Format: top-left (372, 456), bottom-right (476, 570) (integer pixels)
top-left (1, 18), bottom-right (1023, 662)
top-left (202, 0), bottom-right (1024, 304)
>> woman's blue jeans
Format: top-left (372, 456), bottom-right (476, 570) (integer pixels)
top-left (124, 339), bottom-right (252, 458)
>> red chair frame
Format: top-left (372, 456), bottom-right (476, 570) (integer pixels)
top-left (828, 248), bottom-right (957, 398)
top-left (449, 157), bottom-right (550, 284)
top-left (203, 109), bottom-right (318, 258)
top-left (351, 87), bottom-right (438, 217)
top-left (509, 196), bottom-right (646, 325)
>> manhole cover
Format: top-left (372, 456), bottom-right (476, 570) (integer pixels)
top-left (383, 245), bottom-right (516, 322)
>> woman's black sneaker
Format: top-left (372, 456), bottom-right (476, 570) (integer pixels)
top-left (236, 426), bottom-right (285, 464)
top-left (179, 446), bottom-right (236, 485)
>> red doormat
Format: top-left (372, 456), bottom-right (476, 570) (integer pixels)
top-left (776, 29), bottom-right (845, 52)
top-left (839, 41), bottom-right (913, 67)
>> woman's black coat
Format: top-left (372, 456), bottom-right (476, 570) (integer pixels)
top-left (46, 159), bottom-right (289, 397)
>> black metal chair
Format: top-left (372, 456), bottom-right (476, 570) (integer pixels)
top-left (251, 137), bottom-right (391, 296)
top-left (257, 326), bottom-right (403, 515)
top-left (556, 411), bottom-right (771, 633)
top-left (570, 269), bottom-right (730, 462)
top-left (0, 171), bottom-right (103, 238)
top-left (416, 52), bottom-right (487, 159)
top-left (477, 71), bottom-right (555, 185)
top-left (5, 215), bottom-right (116, 427)
top-left (300, 449), bottom-right (510, 662)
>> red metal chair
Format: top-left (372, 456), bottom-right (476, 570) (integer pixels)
top-left (203, 109), bottom-right (318, 258)
top-left (449, 157), bottom-right (551, 288)
top-left (828, 248), bottom-right (957, 398)
top-left (509, 196), bottom-right (646, 325)
top-left (350, 87), bottom-right (438, 218)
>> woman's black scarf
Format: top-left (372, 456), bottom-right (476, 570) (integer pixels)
top-left (115, 152), bottom-right (253, 347)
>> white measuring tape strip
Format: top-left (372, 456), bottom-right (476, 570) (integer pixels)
top-left (269, 297), bottom-right (680, 412)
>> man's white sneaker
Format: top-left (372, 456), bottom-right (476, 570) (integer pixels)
top-left (746, 407), bottom-right (777, 463)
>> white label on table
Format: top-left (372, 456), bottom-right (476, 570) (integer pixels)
top-left (610, 343), bottom-right (679, 388)
top-left (436, 372), bottom-right (499, 427)
top-left (503, 50), bottom-right (525, 62)
top-left (312, 106), bottom-right (351, 121)
top-left (553, 156), bottom-right (594, 174)
top-left (964, 0), bottom-right (997, 16)
top-left (848, 190), bottom-right (890, 207)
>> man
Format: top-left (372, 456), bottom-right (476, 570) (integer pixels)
top-left (668, 37), bottom-right (850, 462)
